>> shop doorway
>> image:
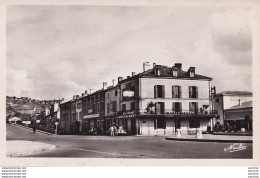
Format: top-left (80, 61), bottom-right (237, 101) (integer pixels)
top-left (131, 119), bottom-right (136, 135)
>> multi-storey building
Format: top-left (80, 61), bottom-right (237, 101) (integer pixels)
top-left (59, 99), bottom-right (72, 134)
top-left (59, 62), bottom-right (218, 136)
top-left (112, 63), bottom-right (218, 135)
top-left (81, 86), bottom-right (106, 135)
top-left (213, 91), bottom-right (252, 126)
top-left (104, 84), bottom-right (121, 130)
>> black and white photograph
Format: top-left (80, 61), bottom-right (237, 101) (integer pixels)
top-left (1, 0), bottom-right (259, 166)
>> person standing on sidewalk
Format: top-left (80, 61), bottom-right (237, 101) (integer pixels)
top-left (110, 126), bottom-right (114, 136)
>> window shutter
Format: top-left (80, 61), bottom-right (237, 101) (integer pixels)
top-left (163, 119), bottom-right (166, 129)
top-left (154, 85), bottom-right (157, 98)
top-left (189, 86), bottom-right (192, 98)
top-left (196, 86), bottom-right (198, 98)
top-left (162, 102), bottom-right (165, 114)
top-left (195, 102), bottom-right (198, 113)
top-left (172, 102), bottom-right (176, 112)
top-left (179, 86), bottom-right (182, 98)
top-left (154, 119), bottom-right (156, 129)
top-left (189, 102), bottom-right (192, 112)
top-left (179, 102), bottom-right (182, 112)
top-left (162, 85), bottom-right (165, 98)
top-left (172, 86), bottom-right (174, 98)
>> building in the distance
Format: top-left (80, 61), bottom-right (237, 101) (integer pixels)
top-left (213, 91), bottom-right (252, 130)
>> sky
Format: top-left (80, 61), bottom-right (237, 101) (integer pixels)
top-left (6, 6), bottom-right (252, 100)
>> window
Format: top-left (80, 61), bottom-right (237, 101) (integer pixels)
top-left (115, 90), bottom-right (118, 96)
top-left (154, 118), bottom-right (166, 129)
top-left (172, 86), bottom-right (182, 98)
top-left (107, 103), bottom-right (110, 113)
top-left (107, 93), bottom-right (109, 99)
top-left (190, 71), bottom-right (195, 77)
top-left (131, 102), bottom-right (135, 111)
top-left (122, 104), bottom-right (126, 112)
top-left (155, 102), bottom-right (164, 114)
top-left (154, 85), bottom-right (165, 98)
top-left (155, 69), bottom-right (160, 76)
top-left (215, 98), bottom-right (219, 103)
top-left (172, 70), bottom-right (178, 77)
top-left (189, 86), bottom-right (198, 98)
top-left (189, 102), bottom-right (198, 114)
top-left (172, 102), bottom-right (182, 113)
top-left (111, 101), bottom-right (117, 112)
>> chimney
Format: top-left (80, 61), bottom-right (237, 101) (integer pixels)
top-left (118, 77), bottom-right (123, 83)
top-left (85, 90), bottom-right (88, 95)
top-left (103, 82), bottom-right (107, 90)
top-left (175, 63), bottom-right (182, 70)
top-left (76, 95), bottom-right (79, 99)
top-left (90, 89), bottom-right (92, 94)
top-left (132, 72), bottom-right (136, 76)
top-left (112, 79), bottom-right (115, 86)
top-left (73, 95), bottom-right (76, 100)
top-left (238, 99), bottom-right (241, 106)
top-left (127, 76), bottom-right (130, 78)
top-left (153, 63), bottom-right (156, 68)
top-left (82, 93), bottom-right (84, 96)
top-left (143, 62), bottom-right (150, 72)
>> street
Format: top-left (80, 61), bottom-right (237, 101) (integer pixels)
top-left (7, 124), bottom-right (252, 158)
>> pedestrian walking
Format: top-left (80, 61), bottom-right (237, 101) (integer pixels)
top-left (110, 126), bottom-right (114, 136)
top-left (33, 126), bottom-right (36, 134)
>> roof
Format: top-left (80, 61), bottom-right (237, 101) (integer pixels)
top-left (119, 64), bottom-right (212, 83)
top-left (226, 101), bottom-right (253, 110)
top-left (216, 91), bottom-right (252, 96)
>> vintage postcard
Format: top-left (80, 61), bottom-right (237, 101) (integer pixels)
top-left (0, 0), bottom-right (259, 166)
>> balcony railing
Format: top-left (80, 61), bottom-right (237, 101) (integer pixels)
top-left (117, 109), bottom-right (218, 116)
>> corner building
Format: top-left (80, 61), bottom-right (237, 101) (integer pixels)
top-left (113, 63), bottom-right (218, 135)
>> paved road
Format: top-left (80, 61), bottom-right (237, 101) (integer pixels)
top-left (7, 124), bottom-right (252, 158)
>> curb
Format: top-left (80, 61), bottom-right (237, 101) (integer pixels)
top-left (165, 137), bottom-right (253, 143)
top-left (11, 124), bottom-right (53, 135)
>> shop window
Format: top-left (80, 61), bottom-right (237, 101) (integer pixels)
top-left (189, 119), bottom-right (200, 128)
top-left (215, 98), bottom-right (219, 103)
top-left (154, 85), bottom-right (165, 98)
top-left (154, 118), bottom-right (166, 129)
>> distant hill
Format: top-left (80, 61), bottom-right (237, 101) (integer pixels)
top-left (6, 96), bottom-right (54, 121)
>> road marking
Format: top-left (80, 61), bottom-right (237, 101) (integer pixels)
top-left (71, 148), bottom-right (150, 158)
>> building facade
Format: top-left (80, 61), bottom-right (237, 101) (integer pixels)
top-left (59, 62), bottom-right (218, 136)
top-left (213, 91), bottom-right (252, 125)
top-left (113, 63), bottom-right (217, 135)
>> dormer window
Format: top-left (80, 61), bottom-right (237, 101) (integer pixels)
top-left (190, 71), bottom-right (195, 77)
top-left (173, 70), bottom-right (178, 77)
top-left (155, 69), bottom-right (160, 76)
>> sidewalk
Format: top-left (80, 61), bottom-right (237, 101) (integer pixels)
top-left (166, 134), bottom-right (253, 143)
top-left (7, 140), bottom-right (57, 157)
top-left (12, 123), bottom-right (53, 135)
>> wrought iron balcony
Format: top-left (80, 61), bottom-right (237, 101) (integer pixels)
top-left (117, 109), bottom-right (218, 116)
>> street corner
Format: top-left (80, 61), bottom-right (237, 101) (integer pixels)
top-left (6, 140), bottom-right (57, 157)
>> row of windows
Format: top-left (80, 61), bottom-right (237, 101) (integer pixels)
top-left (154, 85), bottom-right (198, 99)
